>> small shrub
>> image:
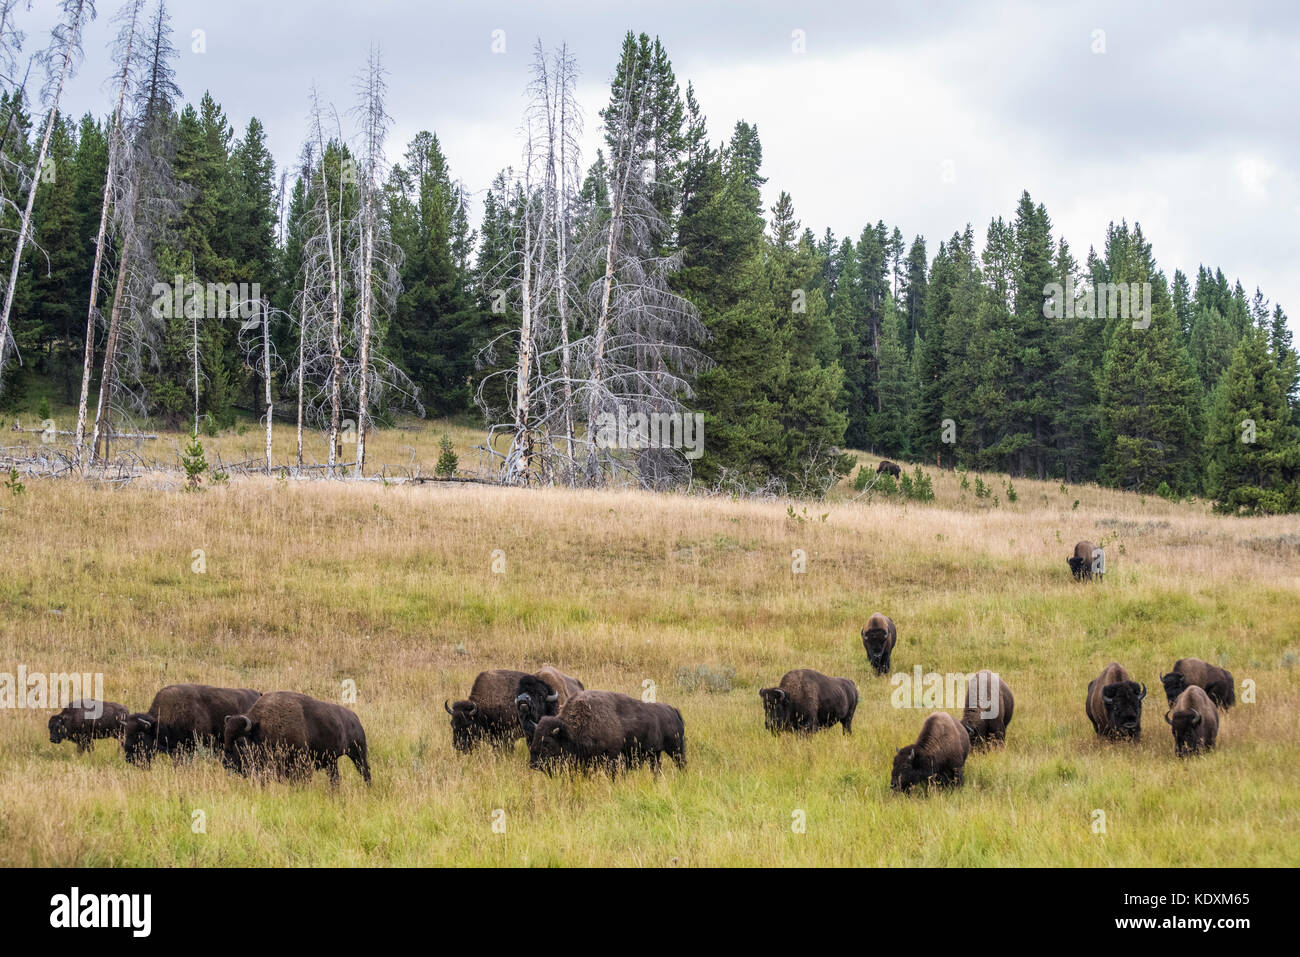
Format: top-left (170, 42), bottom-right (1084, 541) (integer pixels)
top-left (4, 467), bottom-right (24, 496)
top-left (1006, 480), bottom-right (1017, 503)
top-left (675, 664), bottom-right (735, 694)
top-left (36, 397), bottom-right (51, 420)
top-left (853, 466), bottom-right (870, 492)
top-left (181, 434), bottom-right (208, 491)
top-left (436, 434), bottom-right (459, 478)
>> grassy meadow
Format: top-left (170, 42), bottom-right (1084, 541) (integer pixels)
top-left (1, 411), bottom-right (1299, 866)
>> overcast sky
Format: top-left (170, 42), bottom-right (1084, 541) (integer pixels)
top-left (26, 0), bottom-right (1300, 330)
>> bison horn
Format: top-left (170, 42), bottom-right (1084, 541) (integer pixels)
top-left (443, 699), bottom-right (454, 715)
top-left (465, 701), bottom-right (478, 716)
top-left (773, 689), bottom-right (786, 701)
top-left (546, 692), bottom-right (558, 703)
top-left (1164, 711), bottom-right (1173, 725)
top-left (1192, 712), bottom-right (1202, 727)
top-left (1139, 683), bottom-right (1147, 700)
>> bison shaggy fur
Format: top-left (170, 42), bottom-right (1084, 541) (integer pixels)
top-left (446, 669), bottom-right (531, 752)
top-left (1165, 685), bottom-right (1218, 757)
top-left (223, 691), bottom-right (370, 785)
top-left (514, 666), bottom-right (585, 736)
top-left (758, 669), bottom-right (857, 735)
top-left (1161, 657), bottom-right (1235, 710)
top-left (1085, 662), bottom-right (1146, 740)
top-left (122, 684), bottom-right (260, 766)
top-left (960, 671), bottom-right (1014, 748)
top-left (48, 699), bottom-right (128, 753)
top-left (891, 712), bottom-right (971, 792)
top-left (527, 690), bottom-right (685, 777)
top-left (861, 612), bottom-right (898, 675)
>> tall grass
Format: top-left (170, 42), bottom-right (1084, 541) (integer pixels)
top-left (1, 433), bottom-right (1297, 865)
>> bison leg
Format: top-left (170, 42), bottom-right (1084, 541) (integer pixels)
top-left (76, 736), bottom-right (92, 754)
top-left (326, 758), bottom-right (341, 788)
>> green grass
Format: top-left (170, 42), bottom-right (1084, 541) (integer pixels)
top-left (0, 433), bottom-right (1298, 866)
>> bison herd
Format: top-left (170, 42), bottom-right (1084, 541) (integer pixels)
top-left (49, 683), bottom-right (370, 786)
top-left (42, 549), bottom-right (1238, 792)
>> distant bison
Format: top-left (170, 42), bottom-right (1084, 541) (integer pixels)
top-left (891, 712), bottom-right (971, 793)
top-left (123, 684), bottom-right (260, 766)
top-left (877, 460), bottom-right (901, 477)
top-left (525, 690), bottom-right (685, 777)
top-left (223, 691), bottom-right (371, 785)
top-left (513, 666), bottom-right (585, 734)
top-left (960, 671), bottom-right (1014, 748)
top-left (861, 612), bottom-right (897, 675)
top-left (48, 700), bottom-right (128, 753)
top-left (1165, 685), bottom-right (1218, 757)
top-left (1160, 658), bottom-right (1235, 710)
top-left (758, 669), bottom-right (857, 735)
top-left (1068, 540), bottom-right (1103, 582)
top-left (1085, 662), bottom-right (1146, 740)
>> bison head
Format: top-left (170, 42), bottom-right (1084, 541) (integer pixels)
top-left (891, 745), bottom-right (935, 793)
top-left (221, 714), bottom-right (256, 773)
top-left (862, 628), bottom-right (892, 674)
top-left (48, 713), bottom-right (68, 744)
top-left (1165, 708), bottom-right (1205, 757)
top-left (1159, 671), bottom-right (1187, 707)
top-left (758, 687), bottom-right (793, 734)
top-left (515, 676), bottom-right (560, 737)
top-left (122, 713), bottom-right (158, 766)
top-left (526, 716), bottom-right (571, 774)
top-left (445, 699), bottom-right (482, 753)
top-left (1100, 681), bottom-right (1146, 738)
top-left (1067, 555), bottom-right (1088, 580)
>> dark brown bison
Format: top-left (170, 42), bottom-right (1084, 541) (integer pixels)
top-left (891, 712), bottom-right (971, 792)
top-left (1160, 658), bottom-right (1235, 710)
top-left (223, 691), bottom-right (370, 785)
top-left (1165, 685), bottom-right (1218, 757)
top-left (758, 669), bottom-right (857, 735)
top-left (1085, 662), bottom-right (1146, 740)
top-left (122, 684), bottom-right (260, 766)
top-left (446, 669), bottom-right (531, 752)
top-left (960, 671), bottom-right (1014, 747)
top-left (513, 666), bottom-right (585, 734)
top-left (1068, 540), bottom-right (1103, 581)
top-left (526, 690), bottom-right (685, 777)
top-left (48, 699), bottom-right (128, 753)
top-left (861, 612), bottom-right (897, 675)
top-left (877, 460), bottom-right (902, 477)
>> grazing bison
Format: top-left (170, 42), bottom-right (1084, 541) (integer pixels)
top-left (1085, 662), bottom-right (1146, 740)
top-left (1068, 540), bottom-right (1103, 582)
top-left (758, 669), bottom-right (857, 735)
top-left (513, 666), bottom-right (585, 733)
top-left (1160, 658), bottom-right (1235, 710)
top-left (861, 612), bottom-right (898, 675)
top-left (446, 669), bottom-right (531, 752)
top-left (877, 460), bottom-right (902, 477)
top-left (223, 691), bottom-right (371, 785)
top-left (48, 700), bottom-right (128, 753)
top-left (960, 671), bottom-right (1014, 748)
top-left (122, 684), bottom-right (260, 766)
top-left (525, 690), bottom-right (685, 777)
top-left (1165, 685), bottom-right (1218, 757)
top-left (891, 712), bottom-right (971, 793)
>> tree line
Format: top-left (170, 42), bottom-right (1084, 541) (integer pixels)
top-left (0, 7), bottom-right (1295, 510)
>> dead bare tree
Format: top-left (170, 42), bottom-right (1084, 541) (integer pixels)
top-left (0, 0), bottom-right (94, 391)
top-left (73, 0), bottom-right (143, 467)
top-left (90, 0), bottom-right (182, 464)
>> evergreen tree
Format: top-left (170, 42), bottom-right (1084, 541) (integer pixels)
top-left (1205, 325), bottom-right (1300, 513)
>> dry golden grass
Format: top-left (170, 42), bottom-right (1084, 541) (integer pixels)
top-left (1, 418), bottom-right (1298, 866)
